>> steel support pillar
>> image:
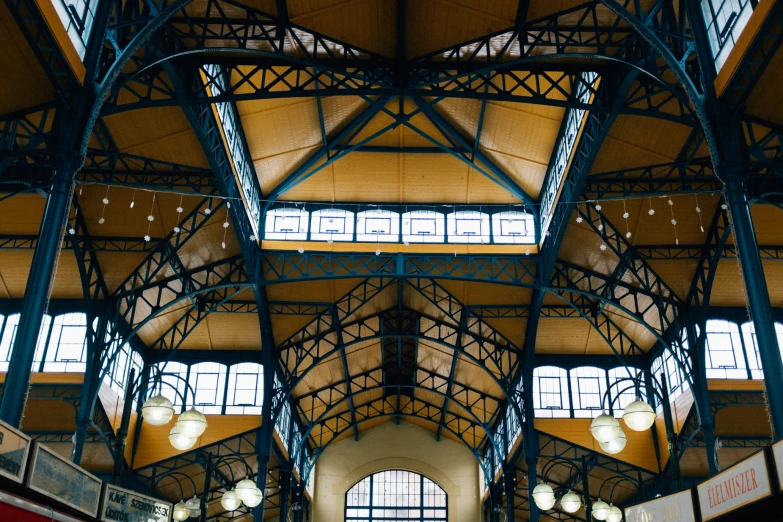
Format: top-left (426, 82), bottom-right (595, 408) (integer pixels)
top-left (0, 156), bottom-right (75, 427)
top-left (724, 168), bottom-right (783, 438)
top-left (278, 467), bottom-right (291, 522)
top-left (503, 465), bottom-right (515, 522)
top-left (254, 300), bottom-right (277, 520)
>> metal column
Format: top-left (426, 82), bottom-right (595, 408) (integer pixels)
top-left (0, 157), bottom-right (75, 427)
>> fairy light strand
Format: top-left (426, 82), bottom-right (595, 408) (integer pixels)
top-left (668, 197), bottom-right (679, 246)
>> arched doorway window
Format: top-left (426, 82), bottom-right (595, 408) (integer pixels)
top-left (345, 470), bottom-right (447, 521)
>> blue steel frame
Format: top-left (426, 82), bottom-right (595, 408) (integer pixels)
top-left (0, 0), bottom-right (781, 520)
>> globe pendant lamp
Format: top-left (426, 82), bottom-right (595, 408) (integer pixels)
top-left (221, 489), bottom-right (242, 511)
top-left (243, 487), bottom-right (264, 508)
top-left (607, 504), bottom-right (623, 522)
top-left (599, 429), bottom-right (627, 455)
top-left (235, 478), bottom-right (258, 504)
top-left (175, 408), bottom-right (208, 438)
top-left (169, 425), bottom-right (197, 451)
top-left (172, 501), bottom-right (189, 521)
top-left (141, 394), bottom-right (175, 426)
top-left (560, 490), bottom-right (582, 513)
top-left (623, 399), bottom-right (656, 432)
top-left (590, 412), bottom-right (621, 444)
top-left (185, 496), bottom-right (201, 518)
top-left (532, 482), bottom-right (556, 511)
top-left (592, 499), bottom-right (610, 520)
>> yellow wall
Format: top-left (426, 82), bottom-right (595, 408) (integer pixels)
top-left (312, 421), bottom-right (481, 522)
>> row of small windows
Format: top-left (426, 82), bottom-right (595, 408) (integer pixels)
top-left (701, 0), bottom-right (760, 71)
top-left (265, 208), bottom-right (535, 244)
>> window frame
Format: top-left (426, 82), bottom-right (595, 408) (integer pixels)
top-left (344, 470), bottom-right (447, 522)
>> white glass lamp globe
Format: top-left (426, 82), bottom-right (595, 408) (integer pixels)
top-left (185, 496), bottom-right (201, 518)
top-left (141, 394), bottom-right (175, 426)
top-left (221, 489), bottom-right (242, 511)
top-left (599, 429), bottom-right (627, 455)
top-left (172, 501), bottom-right (189, 521)
top-left (590, 412), bottom-right (621, 444)
top-left (560, 490), bottom-right (582, 513)
top-left (235, 478), bottom-right (258, 503)
top-left (175, 408), bottom-right (208, 438)
top-left (169, 425), bottom-right (197, 451)
top-left (607, 504), bottom-right (623, 522)
top-left (623, 400), bottom-right (656, 432)
top-left (532, 482), bottom-right (556, 511)
top-left (243, 487), bottom-right (264, 508)
top-left (592, 499), bottom-right (610, 520)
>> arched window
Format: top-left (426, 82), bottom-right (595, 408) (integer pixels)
top-left (264, 208), bottom-right (309, 240)
top-left (402, 210), bottom-right (445, 243)
top-left (310, 209), bottom-right (355, 242)
top-left (705, 320), bottom-right (747, 379)
top-left (345, 470), bottom-right (447, 522)
top-left (188, 362), bottom-right (227, 414)
top-left (570, 367), bottom-right (607, 418)
top-left (447, 211), bottom-right (489, 243)
top-left (356, 209), bottom-right (399, 242)
top-left (533, 366), bottom-right (569, 418)
top-left (44, 313), bottom-right (88, 373)
top-left (275, 374), bottom-right (292, 449)
top-left (492, 211), bottom-right (535, 244)
top-left (740, 321), bottom-right (783, 380)
top-left (104, 343), bottom-right (143, 395)
top-left (155, 361), bottom-right (189, 413)
top-left (651, 341), bottom-right (689, 408)
top-left (0, 313), bottom-right (51, 372)
top-left (608, 367), bottom-right (642, 417)
top-left (225, 363), bottom-right (263, 414)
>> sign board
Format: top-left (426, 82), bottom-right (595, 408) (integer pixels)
top-left (0, 419), bottom-right (30, 483)
top-left (772, 439), bottom-right (783, 490)
top-left (101, 484), bottom-right (172, 522)
top-left (624, 490), bottom-right (695, 522)
top-left (26, 443), bottom-right (102, 517)
top-left (696, 450), bottom-right (771, 521)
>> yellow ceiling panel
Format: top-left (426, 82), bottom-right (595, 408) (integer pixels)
top-left (0, 194), bottom-right (44, 234)
top-left (330, 152), bottom-right (400, 201)
top-left (751, 205), bottom-right (783, 244)
top-left (136, 301), bottom-right (192, 346)
top-left (401, 154), bottom-right (471, 202)
top-left (479, 103), bottom-right (561, 164)
top-left (480, 148), bottom-right (548, 200)
top-left (103, 107), bottom-right (209, 168)
top-left (559, 222), bottom-right (620, 277)
top-left (467, 168), bottom-right (523, 203)
top-left (240, 99), bottom-right (321, 160)
top-left (435, 98), bottom-right (482, 138)
top-left (205, 313), bottom-right (262, 350)
top-left (535, 318), bottom-right (591, 353)
top-left (745, 47), bottom-right (783, 126)
top-left (94, 252), bottom-right (154, 294)
top-left (255, 145), bottom-right (323, 196)
top-left (321, 96), bottom-right (369, 136)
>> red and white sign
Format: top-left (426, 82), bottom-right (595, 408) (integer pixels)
top-left (772, 440), bottom-right (783, 490)
top-left (624, 490), bottom-right (695, 522)
top-left (697, 451), bottom-right (771, 521)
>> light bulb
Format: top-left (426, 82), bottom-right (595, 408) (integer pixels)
top-left (560, 490), bottom-right (582, 513)
top-left (141, 394), bottom-right (174, 426)
top-left (168, 425), bottom-right (197, 451)
top-left (532, 482), bottom-right (555, 511)
top-left (221, 489), bottom-right (242, 511)
top-left (607, 505), bottom-right (623, 522)
top-left (172, 501), bottom-right (189, 521)
top-left (599, 429), bottom-right (627, 455)
top-left (592, 499), bottom-right (610, 520)
top-left (623, 400), bottom-right (656, 432)
top-left (235, 478), bottom-right (258, 503)
top-left (590, 412), bottom-right (621, 444)
top-left (175, 408), bottom-right (208, 438)
top-left (243, 487), bottom-right (263, 507)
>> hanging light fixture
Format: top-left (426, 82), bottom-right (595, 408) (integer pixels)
top-left (168, 425), bottom-right (197, 451)
top-left (590, 412), bottom-right (621, 444)
top-left (243, 487), bottom-right (264, 508)
top-left (560, 490), bottom-right (582, 513)
top-left (606, 504), bottom-right (623, 522)
top-left (175, 408), bottom-right (208, 438)
top-left (235, 478), bottom-right (258, 504)
top-left (622, 400), bottom-right (656, 432)
top-left (532, 482), bottom-right (556, 511)
top-left (599, 429), bottom-right (627, 455)
top-left (592, 499), bottom-right (610, 520)
top-left (172, 501), bottom-right (189, 521)
top-left (185, 496), bottom-right (201, 518)
top-left (141, 394), bottom-right (175, 426)
top-left (221, 489), bottom-right (242, 511)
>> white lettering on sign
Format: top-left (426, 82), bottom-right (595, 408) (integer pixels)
top-left (101, 484), bottom-right (172, 522)
top-left (772, 440), bottom-right (783, 491)
top-left (697, 451), bottom-right (771, 521)
top-left (624, 491), bottom-right (695, 522)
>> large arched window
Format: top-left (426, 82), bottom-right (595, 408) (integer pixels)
top-left (492, 210), bottom-right (535, 244)
top-left (311, 209), bottom-right (355, 242)
top-left (570, 367), bottom-right (607, 418)
top-left (188, 362), bottom-right (227, 414)
top-left (533, 366), bottom-right (569, 418)
top-left (225, 363), bottom-right (263, 414)
top-left (740, 321), bottom-right (783, 380)
top-left (0, 313), bottom-right (51, 372)
top-left (402, 210), bottom-right (445, 243)
top-left (44, 313), bottom-right (88, 373)
top-left (356, 209), bottom-right (399, 242)
top-left (264, 207), bottom-right (309, 240)
top-left (155, 361), bottom-right (189, 413)
top-left (345, 470), bottom-right (447, 522)
top-left (705, 320), bottom-right (747, 379)
top-left (447, 211), bottom-right (489, 243)
top-left (608, 367), bottom-right (642, 417)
